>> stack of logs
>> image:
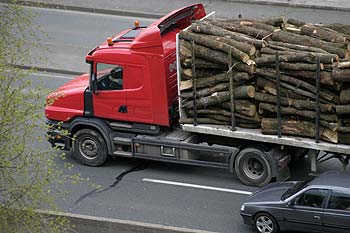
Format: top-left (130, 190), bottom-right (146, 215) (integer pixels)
top-left (178, 17), bottom-right (350, 144)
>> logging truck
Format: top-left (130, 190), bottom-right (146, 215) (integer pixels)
top-left (45, 4), bottom-right (350, 186)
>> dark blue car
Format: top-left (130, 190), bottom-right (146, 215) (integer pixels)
top-left (240, 171), bottom-right (350, 233)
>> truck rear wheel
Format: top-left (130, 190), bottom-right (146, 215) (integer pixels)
top-left (72, 129), bottom-right (108, 166)
top-left (235, 148), bottom-right (273, 186)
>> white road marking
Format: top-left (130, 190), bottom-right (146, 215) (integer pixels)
top-left (142, 178), bottom-right (252, 195)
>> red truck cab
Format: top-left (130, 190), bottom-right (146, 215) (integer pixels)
top-left (45, 4), bottom-right (206, 127)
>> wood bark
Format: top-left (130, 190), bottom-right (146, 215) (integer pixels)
top-left (190, 22), bottom-right (266, 48)
top-left (340, 90), bottom-right (350, 104)
top-left (255, 92), bottom-right (333, 113)
top-left (271, 30), bottom-right (349, 58)
top-left (255, 53), bottom-right (336, 65)
top-left (286, 18), bottom-right (306, 27)
top-left (336, 105), bottom-right (350, 115)
top-left (332, 68), bottom-right (350, 82)
top-left (184, 41), bottom-right (256, 74)
top-left (221, 100), bottom-right (257, 117)
top-left (326, 23), bottom-right (350, 36)
top-left (182, 58), bottom-right (226, 69)
top-left (300, 25), bottom-right (350, 44)
top-left (267, 41), bottom-right (329, 53)
top-left (179, 31), bottom-right (251, 63)
top-left (259, 102), bottom-right (338, 123)
top-left (181, 82), bottom-right (230, 99)
top-left (205, 35), bottom-right (256, 56)
top-left (206, 19), bottom-right (272, 39)
top-left (281, 70), bottom-right (334, 86)
top-left (259, 16), bottom-right (285, 27)
top-left (261, 118), bottom-right (338, 143)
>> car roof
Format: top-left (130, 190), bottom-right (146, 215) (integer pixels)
top-left (308, 170), bottom-right (350, 189)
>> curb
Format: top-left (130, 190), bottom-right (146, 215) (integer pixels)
top-left (227, 0), bottom-right (350, 12)
top-left (15, 65), bottom-right (84, 76)
top-left (0, 0), bottom-right (164, 19)
top-left (2, 0), bottom-right (349, 19)
top-left (37, 209), bottom-right (216, 233)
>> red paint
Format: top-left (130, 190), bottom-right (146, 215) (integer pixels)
top-left (45, 4), bottom-right (206, 126)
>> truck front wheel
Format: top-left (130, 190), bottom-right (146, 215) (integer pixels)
top-left (72, 129), bottom-right (108, 166)
top-left (235, 148), bottom-right (273, 186)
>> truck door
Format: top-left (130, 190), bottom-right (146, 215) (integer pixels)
top-left (93, 62), bottom-right (128, 121)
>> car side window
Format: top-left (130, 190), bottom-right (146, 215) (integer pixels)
top-left (294, 189), bottom-right (328, 208)
top-left (327, 191), bottom-right (350, 211)
top-left (96, 63), bottom-right (123, 91)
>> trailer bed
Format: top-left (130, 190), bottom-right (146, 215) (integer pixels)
top-left (181, 124), bottom-right (350, 155)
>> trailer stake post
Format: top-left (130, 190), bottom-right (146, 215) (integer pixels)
top-left (275, 52), bottom-right (282, 138)
top-left (228, 48), bottom-right (236, 131)
top-left (191, 40), bottom-right (197, 126)
top-left (315, 57), bottom-right (320, 143)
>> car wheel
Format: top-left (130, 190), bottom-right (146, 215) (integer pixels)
top-left (235, 148), bottom-right (273, 186)
top-left (254, 213), bottom-right (279, 233)
top-left (72, 129), bottom-right (108, 166)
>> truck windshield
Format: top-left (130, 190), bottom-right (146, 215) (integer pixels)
top-left (281, 179), bottom-right (311, 200)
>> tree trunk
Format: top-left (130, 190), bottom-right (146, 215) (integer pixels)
top-left (261, 118), bottom-right (338, 143)
top-left (184, 41), bottom-right (256, 74)
top-left (271, 30), bottom-right (349, 58)
top-left (259, 102), bottom-right (338, 123)
top-left (332, 68), bottom-right (350, 82)
top-left (255, 92), bottom-right (333, 113)
top-left (190, 22), bottom-right (266, 48)
top-left (336, 105), bottom-right (350, 115)
top-left (268, 41), bottom-right (329, 53)
top-left (340, 89), bottom-right (350, 104)
top-left (255, 53), bottom-right (337, 65)
top-left (205, 35), bottom-right (256, 56)
top-left (300, 25), bottom-right (349, 44)
top-left (179, 31), bottom-right (251, 63)
top-left (221, 100), bottom-right (257, 117)
top-left (281, 70), bottom-right (334, 86)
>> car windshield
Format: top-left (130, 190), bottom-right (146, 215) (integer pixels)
top-left (281, 179), bottom-right (311, 200)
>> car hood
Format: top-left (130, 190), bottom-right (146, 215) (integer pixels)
top-left (246, 181), bottom-right (297, 203)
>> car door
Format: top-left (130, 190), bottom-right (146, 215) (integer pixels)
top-left (323, 190), bottom-right (350, 233)
top-left (283, 188), bottom-right (329, 233)
top-left (93, 62), bottom-right (128, 121)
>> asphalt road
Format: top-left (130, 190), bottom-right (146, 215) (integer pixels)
top-left (23, 4), bottom-right (350, 233)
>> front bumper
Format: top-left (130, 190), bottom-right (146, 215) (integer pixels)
top-left (240, 212), bottom-right (253, 225)
top-left (46, 119), bottom-right (70, 150)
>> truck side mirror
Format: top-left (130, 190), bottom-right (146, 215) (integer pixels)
top-left (91, 73), bottom-right (98, 95)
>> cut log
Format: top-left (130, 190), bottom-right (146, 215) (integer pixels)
top-left (255, 92), bottom-right (333, 113)
top-left (190, 22), bottom-right (266, 48)
top-left (326, 23), bottom-right (350, 36)
top-left (271, 30), bottom-right (349, 58)
top-left (340, 90), bottom-right (350, 104)
top-left (184, 87), bottom-right (255, 109)
top-left (182, 57), bottom-right (227, 69)
top-left (338, 126), bottom-right (350, 133)
top-left (278, 62), bottom-right (324, 71)
top-left (301, 25), bottom-right (350, 44)
top-left (336, 61), bottom-right (350, 69)
top-left (181, 83), bottom-right (230, 99)
top-left (261, 118), bottom-right (338, 143)
top-left (281, 70), bottom-right (334, 86)
top-left (332, 68), bottom-right (350, 82)
top-left (205, 35), bottom-right (256, 56)
top-left (185, 41), bottom-right (256, 74)
top-left (221, 100), bottom-right (257, 117)
top-left (255, 53), bottom-right (336, 65)
top-left (259, 102), bottom-right (338, 123)
top-left (259, 16), bottom-right (285, 27)
top-left (188, 109), bottom-right (261, 123)
top-left (287, 18), bottom-right (306, 27)
top-left (179, 31), bottom-right (251, 63)
top-left (206, 19), bottom-right (272, 39)
top-left (268, 41), bottom-right (329, 53)
top-left (336, 105), bottom-right (350, 115)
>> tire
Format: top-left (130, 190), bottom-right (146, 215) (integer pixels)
top-left (235, 148), bottom-right (273, 186)
top-left (254, 213), bottom-right (279, 233)
top-left (72, 129), bottom-right (108, 166)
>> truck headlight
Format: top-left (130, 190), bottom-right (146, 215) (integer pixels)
top-left (240, 204), bottom-right (245, 211)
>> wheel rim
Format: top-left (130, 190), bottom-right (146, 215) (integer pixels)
top-left (242, 156), bottom-right (264, 180)
top-left (256, 215), bottom-right (274, 233)
top-left (79, 138), bottom-right (98, 160)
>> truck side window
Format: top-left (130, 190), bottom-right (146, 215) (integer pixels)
top-left (96, 63), bottom-right (123, 91)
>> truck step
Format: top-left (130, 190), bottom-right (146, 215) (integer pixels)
top-left (113, 136), bottom-right (132, 145)
top-left (113, 151), bottom-right (133, 158)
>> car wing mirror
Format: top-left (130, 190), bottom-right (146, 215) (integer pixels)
top-left (286, 201), bottom-right (293, 208)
